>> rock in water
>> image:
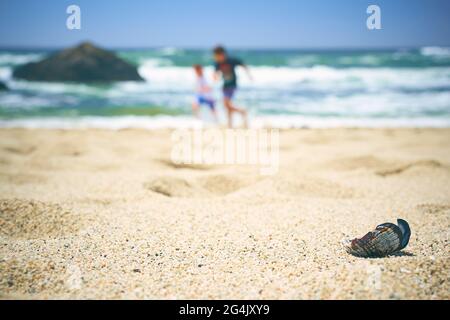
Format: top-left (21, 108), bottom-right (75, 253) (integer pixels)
top-left (13, 42), bottom-right (144, 82)
top-left (343, 219), bottom-right (411, 258)
top-left (0, 81), bottom-right (8, 90)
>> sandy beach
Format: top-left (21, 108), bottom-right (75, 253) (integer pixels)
top-left (0, 127), bottom-right (449, 299)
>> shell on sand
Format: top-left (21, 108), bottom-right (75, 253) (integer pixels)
top-left (343, 219), bottom-right (411, 258)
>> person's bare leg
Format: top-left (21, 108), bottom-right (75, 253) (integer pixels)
top-left (225, 98), bottom-right (247, 128)
top-left (224, 98), bottom-right (234, 128)
top-left (192, 102), bottom-right (200, 119)
top-left (227, 108), bottom-right (233, 128)
top-left (241, 109), bottom-right (248, 129)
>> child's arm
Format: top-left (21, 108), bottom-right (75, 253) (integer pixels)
top-left (213, 62), bottom-right (221, 82)
top-left (213, 70), bottom-right (221, 82)
top-left (200, 83), bottom-right (212, 93)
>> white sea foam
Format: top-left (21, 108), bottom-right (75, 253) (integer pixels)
top-left (138, 63), bottom-right (197, 86)
top-left (136, 63), bottom-right (450, 91)
top-left (1, 115), bottom-right (448, 129)
top-left (250, 91), bottom-right (450, 118)
top-left (0, 67), bottom-right (12, 80)
top-left (237, 66), bottom-right (450, 91)
top-left (251, 115), bottom-right (450, 129)
top-left (0, 94), bottom-right (56, 109)
top-left (0, 92), bottom-right (79, 109)
top-left (420, 47), bottom-right (450, 57)
top-left (9, 80), bottom-right (106, 95)
top-left (0, 116), bottom-right (203, 130)
top-left (7, 64), bottom-right (450, 96)
top-left (0, 53), bottom-right (42, 66)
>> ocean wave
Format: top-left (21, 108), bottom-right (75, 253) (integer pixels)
top-left (6, 64), bottom-right (449, 93)
top-left (420, 47), bottom-right (450, 57)
top-left (136, 63), bottom-right (450, 91)
top-left (9, 80), bottom-right (109, 95)
top-left (120, 49), bottom-right (450, 68)
top-left (2, 64), bottom-right (449, 117)
top-left (1, 49), bottom-right (449, 127)
top-left (0, 53), bottom-right (42, 66)
top-left (0, 67), bottom-right (12, 81)
top-left (287, 54), bottom-right (387, 68)
top-left (157, 47), bottom-right (185, 56)
top-left (336, 55), bottom-right (383, 66)
top-left (239, 66), bottom-right (450, 91)
top-left (138, 57), bottom-right (174, 68)
top-left (0, 92), bottom-right (79, 109)
top-left (251, 91), bottom-right (450, 117)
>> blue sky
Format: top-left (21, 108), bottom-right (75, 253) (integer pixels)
top-left (1, 0), bottom-right (449, 48)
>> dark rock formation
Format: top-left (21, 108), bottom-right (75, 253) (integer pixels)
top-left (0, 81), bottom-right (8, 91)
top-left (13, 42), bottom-right (144, 82)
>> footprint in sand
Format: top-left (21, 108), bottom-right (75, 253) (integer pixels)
top-left (273, 176), bottom-right (358, 199)
top-left (329, 155), bottom-right (392, 171)
top-left (329, 156), bottom-right (446, 177)
top-left (156, 158), bottom-right (213, 171)
top-left (0, 199), bottom-right (84, 240)
top-left (197, 174), bottom-right (260, 196)
top-left (0, 173), bottom-right (47, 185)
top-left (234, 173), bottom-right (358, 199)
top-left (144, 176), bottom-right (206, 197)
top-left (144, 174), bottom-right (258, 198)
top-left (1, 145), bottom-right (36, 156)
top-left (416, 203), bottom-right (450, 215)
top-left (376, 160), bottom-right (445, 177)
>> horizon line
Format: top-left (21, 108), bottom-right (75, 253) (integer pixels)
top-left (0, 44), bottom-right (448, 51)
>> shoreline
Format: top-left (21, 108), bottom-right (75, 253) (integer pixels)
top-left (1, 115), bottom-right (450, 130)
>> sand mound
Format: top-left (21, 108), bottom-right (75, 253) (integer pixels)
top-left (0, 199), bottom-right (83, 239)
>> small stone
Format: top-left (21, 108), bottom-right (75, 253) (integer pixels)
top-left (400, 268), bottom-right (411, 274)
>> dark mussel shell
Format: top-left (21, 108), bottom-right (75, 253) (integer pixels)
top-left (344, 219), bottom-right (411, 258)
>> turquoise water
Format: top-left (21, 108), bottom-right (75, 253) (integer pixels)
top-left (0, 47), bottom-right (449, 127)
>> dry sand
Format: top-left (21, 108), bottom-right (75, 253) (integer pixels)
top-left (0, 128), bottom-right (449, 299)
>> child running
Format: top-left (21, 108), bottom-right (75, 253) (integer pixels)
top-left (213, 46), bottom-right (252, 128)
top-left (192, 64), bottom-right (218, 122)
